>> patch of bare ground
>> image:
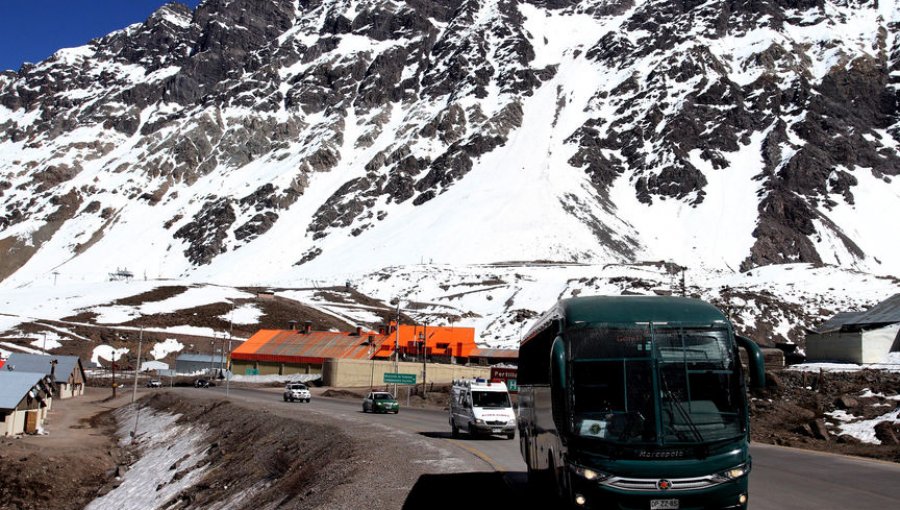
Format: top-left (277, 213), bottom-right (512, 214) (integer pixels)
top-left (111, 286), bottom-right (188, 307)
top-left (0, 388), bottom-right (132, 510)
top-left (751, 370), bottom-right (900, 463)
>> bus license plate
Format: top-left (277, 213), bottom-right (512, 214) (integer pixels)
top-left (650, 499), bottom-right (679, 509)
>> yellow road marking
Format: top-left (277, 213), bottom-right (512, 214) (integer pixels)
top-left (448, 439), bottom-right (505, 471)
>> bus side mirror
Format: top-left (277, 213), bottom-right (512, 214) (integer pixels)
top-left (550, 337), bottom-right (567, 428)
top-left (736, 335), bottom-right (765, 389)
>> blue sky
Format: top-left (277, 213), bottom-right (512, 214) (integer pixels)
top-left (0, 1), bottom-right (202, 72)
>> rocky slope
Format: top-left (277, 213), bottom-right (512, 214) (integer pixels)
top-left (0, 0), bottom-right (897, 292)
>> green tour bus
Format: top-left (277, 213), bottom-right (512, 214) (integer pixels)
top-left (517, 296), bottom-right (765, 510)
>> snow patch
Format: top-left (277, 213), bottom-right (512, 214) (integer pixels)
top-left (86, 406), bottom-right (209, 510)
top-left (92, 345), bottom-right (129, 367)
top-left (221, 303), bottom-right (263, 325)
top-left (150, 338), bottom-right (184, 360)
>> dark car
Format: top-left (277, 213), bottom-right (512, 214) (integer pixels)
top-left (194, 379), bottom-right (210, 388)
top-left (362, 391), bottom-right (399, 414)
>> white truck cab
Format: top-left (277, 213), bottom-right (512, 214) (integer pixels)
top-left (449, 378), bottom-right (516, 439)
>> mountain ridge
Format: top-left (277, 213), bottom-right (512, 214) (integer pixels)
top-left (0, 0), bottom-right (897, 290)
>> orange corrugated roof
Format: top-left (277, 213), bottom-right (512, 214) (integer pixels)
top-left (470, 348), bottom-right (518, 359)
top-left (232, 329), bottom-right (389, 364)
top-left (232, 329), bottom-right (281, 355)
top-left (232, 325), bottom-right (480, 363)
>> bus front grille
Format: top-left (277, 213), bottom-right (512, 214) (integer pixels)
top-left (601, 475), bottom-right (721, 492)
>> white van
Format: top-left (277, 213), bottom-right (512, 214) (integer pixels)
top-left (449, 378), bottom-right (516, 439)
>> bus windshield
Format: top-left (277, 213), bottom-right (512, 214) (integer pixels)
top-left (567, 325), bottom-right (744, 445)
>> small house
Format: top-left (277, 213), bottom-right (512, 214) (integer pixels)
top-left (0, 371), bottom-right (53, 436)
top-left (806, 294), bottom-right (900, 364)
top-left (4, 353), bottom-right (86, 399)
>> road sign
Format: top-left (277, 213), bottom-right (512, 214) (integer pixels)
top-left (383, 372), bottom-right (416, 385)
top-left (491, 366), bottom-right (518, 393)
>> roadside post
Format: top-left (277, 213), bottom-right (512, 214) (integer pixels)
top-left (131, 327), bottom-right (143, 404)
top-left (226, 302), bottom-right (234, 398)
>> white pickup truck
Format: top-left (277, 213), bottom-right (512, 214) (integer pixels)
top-left (449, 378), bottom-right (516, 439)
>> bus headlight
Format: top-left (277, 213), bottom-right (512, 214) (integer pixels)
top-left (570, 463), bottom-right (611, 482)
top-left (711, 463), bottom-right (749, 483)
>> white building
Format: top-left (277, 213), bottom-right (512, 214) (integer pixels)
top-left (806, 294), bottom-right (900, 364)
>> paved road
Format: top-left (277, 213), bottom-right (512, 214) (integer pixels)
top-left (216, 386), bottom-right (900, 509)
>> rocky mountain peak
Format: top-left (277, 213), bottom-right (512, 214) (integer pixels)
top-left (0, 0), bottom-right (898, 286)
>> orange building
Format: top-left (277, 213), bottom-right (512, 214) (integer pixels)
top-left (230, 322), bottom-right (480, 376)
top-left (383, 324), bottom-right (478, 360)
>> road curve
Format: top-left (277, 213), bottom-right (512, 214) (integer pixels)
top-left (210, 386), bottom-right (900, 509)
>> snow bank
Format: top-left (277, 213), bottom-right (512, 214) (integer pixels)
top-left (826, 408), bottom-right (900, 445)
top-left (789, 352), bottom-right (900, 373)
top-left (86, 406), bottom-right (209, 510)
top-left (228, 373), bottom-right (322, 384)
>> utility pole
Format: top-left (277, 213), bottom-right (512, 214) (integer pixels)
top-left (226, 303), bottom-right (234, 397)
top-left (394, 299), bottom-right (400, 395)
top-left (422, 322), bottom-right (428, 399)
top-left (131, 328), bottom-right (143, 403)
top-left (209, 337), bottom-right (216, 377)
top-left (131, 328), bottom-right (143, 438)
top-left (111, 349), bottom-right (117, 398)
top-left (368, 338), bottom-right (375, 390)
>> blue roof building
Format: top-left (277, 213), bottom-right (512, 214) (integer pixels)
top-left (5, 353), bottom-right (86, 399)
top-left (0, 371), bottom-right (53, 436)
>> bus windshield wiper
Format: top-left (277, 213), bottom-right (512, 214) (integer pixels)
top-left (660, 374), bottom-right (705, 443)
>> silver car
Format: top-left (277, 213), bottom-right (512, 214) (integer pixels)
top-left (283, 383), bottom-right (311, 403)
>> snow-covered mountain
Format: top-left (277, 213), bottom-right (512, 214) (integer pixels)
top-left (1, 0), bottom-right (899, 345)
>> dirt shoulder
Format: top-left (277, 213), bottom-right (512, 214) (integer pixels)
top-left (751, 370), bottom-right (900, 463)
top-left (0, 387), bottom-right (133, 510)
top-left (124, 388), bottom-right (485, 510)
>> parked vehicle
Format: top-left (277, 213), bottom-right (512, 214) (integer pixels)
top-left (362, 391), bottom-right (399, 413)
top-left (517, 296), bottom-right (765, 510)
top-left (194, 379), bottom-right (210, 388)
top-left (449, 378), bottom-right (516, 439)
top-left (283, 383), bottom-right (311, 403)
top-left (146, 379), bottom-right (162, 388)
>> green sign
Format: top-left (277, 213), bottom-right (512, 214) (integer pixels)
top-left (244, 368), bottom-right (259, 375)
top-left (506, 379), bottom-right (518, 392)
top-left (383, 372), bottom-right (417, 384)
